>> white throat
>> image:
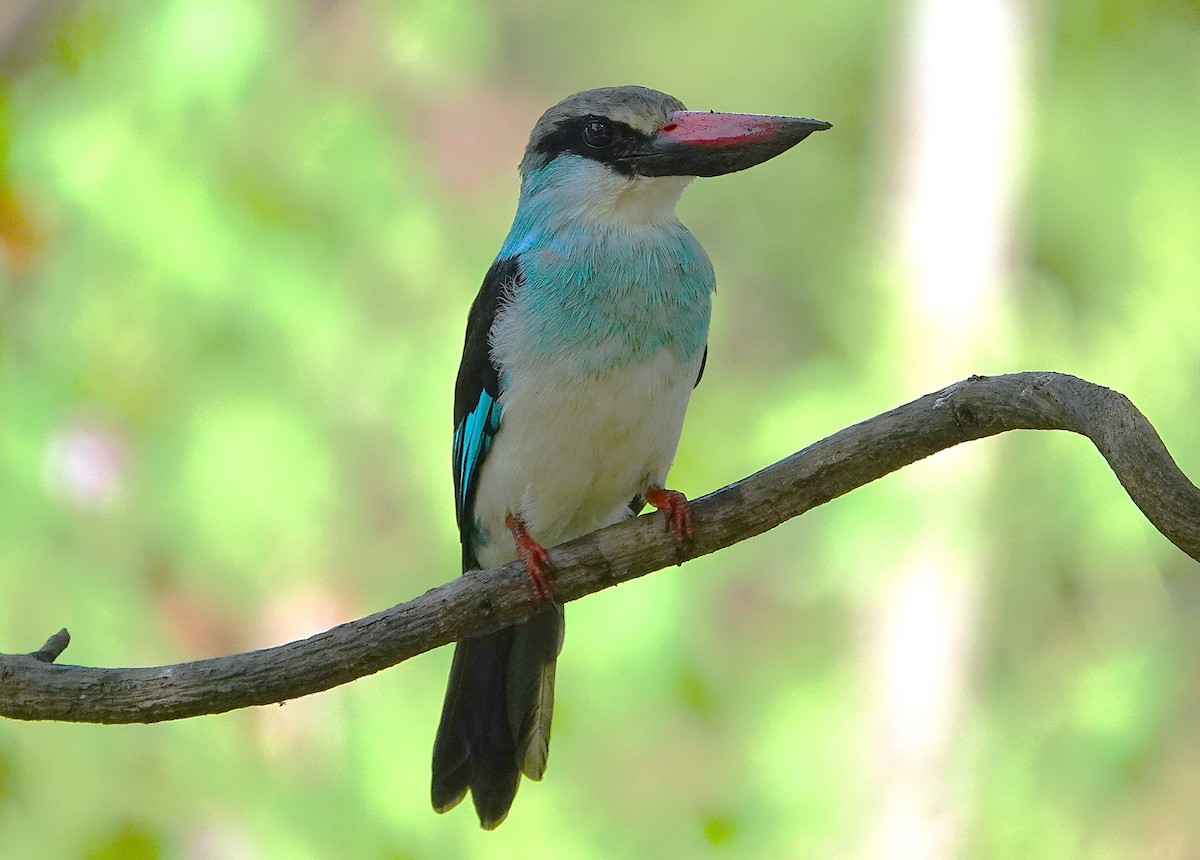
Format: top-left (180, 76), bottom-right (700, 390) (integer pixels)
top-left (542, 158), bottom-right (693, 228)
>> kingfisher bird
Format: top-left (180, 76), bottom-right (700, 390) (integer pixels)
top-left (432, 85), bottom-right (830, 829)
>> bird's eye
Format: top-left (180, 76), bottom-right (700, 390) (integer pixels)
top-left (582, 120), bottom-right (614, 149)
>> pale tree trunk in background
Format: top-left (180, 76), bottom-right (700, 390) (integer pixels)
top-left (862, 0), bottom-right (1032, 857)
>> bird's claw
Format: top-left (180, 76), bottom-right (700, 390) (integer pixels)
top-left (506, 513), bottom-right (554, 602)
top-left (644, 486), bottom-right (694, 564)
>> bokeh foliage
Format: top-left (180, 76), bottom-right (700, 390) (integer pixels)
top-left (1, 0), bottom-right (1198, 857)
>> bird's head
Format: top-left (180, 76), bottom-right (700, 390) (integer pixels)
top-left (515, 86), bottom-right (830, 228)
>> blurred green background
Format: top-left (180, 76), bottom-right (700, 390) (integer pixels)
top-left (2, 0), bottom-right (1199, 857)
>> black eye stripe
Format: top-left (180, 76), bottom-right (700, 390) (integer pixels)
top-left (530, 115), bottom-right (654, 176)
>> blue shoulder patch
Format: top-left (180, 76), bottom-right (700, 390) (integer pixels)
top-left (452, 390), bottom-right (502, 533)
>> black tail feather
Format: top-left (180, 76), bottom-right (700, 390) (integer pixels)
top-left (432, 605), bottom-right (564, 829)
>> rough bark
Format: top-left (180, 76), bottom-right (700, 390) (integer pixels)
top-left (2, 372), bottom-right (1197, 724)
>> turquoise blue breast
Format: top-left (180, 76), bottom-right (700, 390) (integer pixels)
top-left (500, 220), bottom-right (714, 372)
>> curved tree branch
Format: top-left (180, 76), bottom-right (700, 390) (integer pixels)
top-left (2, 371), bottom-right (1197, 724)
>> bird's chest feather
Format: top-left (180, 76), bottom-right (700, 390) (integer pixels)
top-left (493, 224), bottom-right (714, 373)
top-left (471, 347), bottom-right (704, 566)
top-left (471, 226), bottom-right (713, 562)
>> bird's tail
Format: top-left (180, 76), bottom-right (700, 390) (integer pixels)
top-left (431, 602), bottom-right (564, 829)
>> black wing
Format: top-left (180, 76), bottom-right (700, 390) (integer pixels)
top-left (452, 256), bottom-right (521, 563)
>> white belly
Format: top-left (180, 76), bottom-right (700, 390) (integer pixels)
top-left (471, 347), bottom-right (703, 568)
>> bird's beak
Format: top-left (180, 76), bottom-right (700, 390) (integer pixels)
top-left (620, 110), bottom-right (831, 178)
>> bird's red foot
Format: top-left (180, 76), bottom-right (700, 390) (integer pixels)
top-left (644, 486), bottom-right (694, 564)
top-left (506, 513), bottom-right (554, 602)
